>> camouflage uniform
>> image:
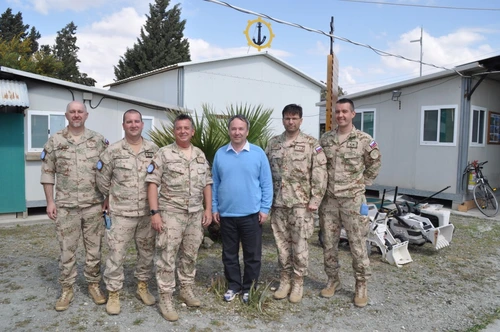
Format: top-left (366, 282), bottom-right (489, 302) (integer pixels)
top-left (97, 138), bottom-right (159, 292)
top-left (318, 126), bottom-right (381, 281)
top-left (265, 132), bottom-right (327, 278)
top-left (40, 127), bottom-right (108, 287)
top-left (145, 143), bottom-right (212, 294)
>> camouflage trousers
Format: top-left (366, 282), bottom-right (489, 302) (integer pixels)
top-left (271, 207), bottom-right (314, 277)
top-left (318, 194), bottom-right (371, 281)
top-left (155, 210), bottom-right (204, 294)
top-left (103, 214), bottom-right (155, 292)
top-left (55, 204), bottom-right (104, 287)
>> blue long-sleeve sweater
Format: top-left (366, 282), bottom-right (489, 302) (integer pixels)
top-left (212, 143), bottom-right (273, 217)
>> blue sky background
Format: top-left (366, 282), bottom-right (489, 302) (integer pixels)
top-left (3, 0), bottom-right (500, 93)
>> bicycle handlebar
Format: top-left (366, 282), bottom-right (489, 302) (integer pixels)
top-left (464, 160), bottom-right (488, 174)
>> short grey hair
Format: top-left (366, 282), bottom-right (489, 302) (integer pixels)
top-left (227, 114), bottom-right (250, 131)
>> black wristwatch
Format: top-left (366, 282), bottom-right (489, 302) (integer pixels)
top-left (150, 209), bottom-right (159, 216)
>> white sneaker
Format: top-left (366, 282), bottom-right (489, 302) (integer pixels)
top-left (223, 290), bottom-right (239, 302)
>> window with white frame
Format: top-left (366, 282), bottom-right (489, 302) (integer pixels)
top-left (353, 108), bottom-right (376, 138)
top-left (470, 106), bottom-right (486, 146)
top-left (27, 110), bottom-right (67, 152)
top-left (420, 105), bottom-right (457, 146)
top-left (121, 116), bottom-right (155, 141)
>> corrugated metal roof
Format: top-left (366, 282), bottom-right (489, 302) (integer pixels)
top-left (0, 80), bottom-right (29, 107)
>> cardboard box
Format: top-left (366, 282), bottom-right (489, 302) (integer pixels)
top-left (457, 200), bottom-right (476, 212)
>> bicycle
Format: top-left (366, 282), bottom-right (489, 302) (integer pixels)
top-left (463, 160), bottom-right (499, 217)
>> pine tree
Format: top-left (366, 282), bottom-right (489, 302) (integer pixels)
top-left (114, 0), bottom-right (190, 80)
top-left (0, 8), bottom-right (40, 53)
top-left (52, 22), bottom-right (96, 86)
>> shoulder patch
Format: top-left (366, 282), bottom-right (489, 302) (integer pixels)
top-left (147, 162), bottom-right (155, 174)
top-left (96, 160), bottom-right (103, 171)
top-left (315, 146), bottom-right (323, 153)
top-left (369, 140), bottom-right (377, 149)
top-left (104, 138), bottom-right (109, 146)
top-left (40, 149), bottom-right (47, 161)
top-left (370, 149), bottom-right (380, 159)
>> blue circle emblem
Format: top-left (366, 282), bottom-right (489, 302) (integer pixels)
top-left (97, 160), bottom-right (103, 170)
top-left (40, 150), bottom-right (46, 160)
top-left (147, 163), bottom-right (155, 174)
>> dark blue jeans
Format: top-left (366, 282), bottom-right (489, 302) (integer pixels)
top-left (220, 213), bottom-right (262, 293)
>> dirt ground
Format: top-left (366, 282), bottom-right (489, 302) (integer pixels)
top-left (0, 213), bottom-right (499, 332)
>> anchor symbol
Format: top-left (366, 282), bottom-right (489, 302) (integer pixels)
top-left (244, 17), bottom-right (275, 51)
top-left (252, 22), bottom-right (267, 46)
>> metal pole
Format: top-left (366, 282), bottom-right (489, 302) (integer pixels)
top-left (411, 26), bottom-right (423, 77)
top-left (419, 26), bottom-right (423, 77)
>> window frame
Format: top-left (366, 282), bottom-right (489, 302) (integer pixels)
top-left (353, 108), bottom-right (376, 139)
top-left (469, 105), bottom-right (487, 147)
top-left (27, 110), bottom-right (67, 152)
top-left (420, 105), bottom-right (458, 146)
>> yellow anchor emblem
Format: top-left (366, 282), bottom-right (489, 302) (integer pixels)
top-left (244, 17), bottom-right (275, 51)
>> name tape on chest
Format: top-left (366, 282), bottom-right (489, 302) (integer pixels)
top-left (347, 141), bottom-right (358, 148)
top-left (145, 151), bottom-right (154, 158)
top-left (294, 145), bottom-right (305, 152)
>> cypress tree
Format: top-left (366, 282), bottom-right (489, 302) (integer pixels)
top-left (114, 0), bottom-right (191, 80)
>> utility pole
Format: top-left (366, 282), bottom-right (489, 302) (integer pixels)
top-left (410, 26), bottom-right (423, 77)
top-left (325, 17), bottom-right (338, 131)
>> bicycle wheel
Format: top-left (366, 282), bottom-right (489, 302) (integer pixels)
top-left (473, 184), bottom-right (499, 217)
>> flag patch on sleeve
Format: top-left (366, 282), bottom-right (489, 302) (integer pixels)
top-left (369, 140), bottom-right (377, 148)
top-left (315, 146), bottom-right (323, 153)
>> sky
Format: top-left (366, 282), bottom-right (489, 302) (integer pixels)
top-left (2, 0), bottom-right (500, 94)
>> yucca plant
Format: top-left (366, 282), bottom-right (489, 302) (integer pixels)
top-left (149, 103), bottom-right (274, 165)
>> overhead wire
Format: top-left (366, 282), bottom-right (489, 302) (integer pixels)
top-left (203, 0), bottom-right (468, 77)
top-left (340, 0), bottom-right (500, 11)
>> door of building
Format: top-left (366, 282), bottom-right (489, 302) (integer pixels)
top-left (0, 112), bottom-right (26, 213)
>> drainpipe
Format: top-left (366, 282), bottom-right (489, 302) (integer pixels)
top-left (457, 76), bottom-right (471, 200)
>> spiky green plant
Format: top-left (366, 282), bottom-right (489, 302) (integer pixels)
top-left (149, 103), bottom-right (274, 165)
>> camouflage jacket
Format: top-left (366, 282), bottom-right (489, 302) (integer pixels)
top-left (145, 143), bottom-right (213, 213)
top-left (265, 131), bottom-right (327, 208)
top-left (319, 126), bottom-right (381, 198)
top-left (40, 127), bottom-right (107, 208)
top-left (97, 138), bottom-right (159, 217)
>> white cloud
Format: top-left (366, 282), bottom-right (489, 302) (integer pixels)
top-left (28, 0), bottom-right (109, 14)
top-left (188, 38), bottom-right (291, 61)
top-left (39, 7), bottom-right (145, 88)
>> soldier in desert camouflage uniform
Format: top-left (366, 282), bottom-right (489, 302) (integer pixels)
top-left (318, 98), bottom-right (381, 308)
top-left (41, 101), bottom-right (108, 311)
top-left (96, 109), bottom-right (159, 315)
top-left (265, 104), bottom-right (327, 303)
top-left (146, 114), bottom-right (212, 322)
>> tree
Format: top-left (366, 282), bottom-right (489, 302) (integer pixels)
top-left (51, 22), bottom-right (96, 86)
top-left (0, 8), bottom-right (40, 53)
top-left (0, 37), bottom-right (63, 76)
top-left (114, 0), bottom-right (190, 80)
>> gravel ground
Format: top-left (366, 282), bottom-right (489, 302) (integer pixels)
top-left (0, 213), bottom-right (499, 332)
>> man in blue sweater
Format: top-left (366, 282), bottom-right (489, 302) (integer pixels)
top-left (212, 114), bottom-right (273, 304)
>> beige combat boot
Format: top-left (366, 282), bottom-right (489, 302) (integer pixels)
top-left (88, 283), bottom-right (106, 305)
top-left (179, 285), bottom-right (201, 307)
top-left (320, 276), bottom-right (341, 298)
top-left (159, 293), bottom-right (178, 322)
top-left (354, 280), bottom-right (368, 307)
top-left (106, 291), bottom-right (120, 315)
top-left (136, 280), bottom-right (156, 305)
top-left (289, 275), bottom-right (303, 303)
top-left (55, 286), bottom-right (74, 311)
top-left (273, 273), bottom-right (291, 300)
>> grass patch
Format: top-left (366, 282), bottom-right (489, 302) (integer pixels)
top-left (15, 319), bottom-right (32, 328)
top-left (132, 318), bottom-right (144, 325)
top-left (464, 307), bottom-right (500, 332)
